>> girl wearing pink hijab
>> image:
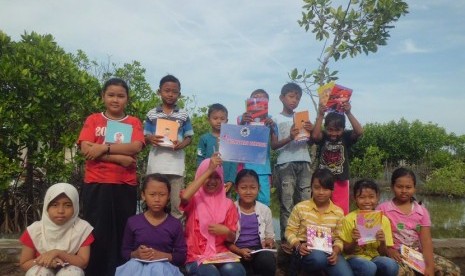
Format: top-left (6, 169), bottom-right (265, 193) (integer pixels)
top-left (180, 154), bottom-right (246, 276)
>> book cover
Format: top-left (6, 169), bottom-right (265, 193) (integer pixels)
top-left (105, 120), bottom-right (133, 144)
top-left (307, 225), bottom-right (332, 254)
top-left (219, 123), bottom-right (270, 165)
top-left (317, 82), bottom-right (352, 114)
top-left (356, 210), bottom-right (382, 246)
top-left (294, 111), bottom-right (310, 141)
top-left (246, 97), bottom-right (268, 125)
top-left (202, 251), bottom-right (241, 264)
top-left (155, 118), bottom-right (179, 148)
top-left (400, 245), bottom-right (425, 274)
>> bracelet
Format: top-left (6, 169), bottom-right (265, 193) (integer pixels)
top-left (106, 144), bottom-right (110, 155)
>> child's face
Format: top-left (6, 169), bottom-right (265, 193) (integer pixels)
top-left (102, 84), bottom-right (128, 117)
top-left (141, 180), bottom-right (170, 214)
top-left (47, 193), bottom-right (74, 225)
top-left (280, 91), bottom-right (301, 112)
top-left (355, 188), bottom-right (379, 211)
top-left (311, 179), bottom-right (332, 205)
top-left (158, 81), bottom-right (180, 106)
top-left (325, 125), bottom-right (344, 141)
top-left (208, 110), bottom-right (228, 132)
top-left (392, 175), bottom-right (416, 204)
top-left (236, 175), bottom-right (259, 205)
top-left (203, 172), bottom-right (223, 194)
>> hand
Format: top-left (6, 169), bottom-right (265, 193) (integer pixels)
top-left (208, 153), bottom-right (222, 172)
top-left (134, 245), bottom-right (153, 260)
top-left (297, 242), bottom-right (310, 256)
top-left (318, 104), bottom-right (327, 117)
top-left (115, 155), bottom-right (135, 167)
top-left (264, 118), bottom-right (275, 129)
top-left (327, 246), bottom-right (340, 265)
top-left (263, 238), bottom-right (274, 249)
top-left (224, 182), bottom-right (233, 193)
top-left (239, 248), bottom-right (253, 260)
top-left (82, 142), bottom-right (106, 160)
top-left (240, 113), bottom-right (252, 125)
top-left (352, 228), bottom-right (361, 242)
top-left (34, 249), bottom-right (60, 268)
top-left (289, 124), bottom-right (298, 140)
top-left (375, 229), bottom-right (386, 243)
top-left (303, 121), bottom-right (313, 132)
top-left (386, 247), bottom-right (402, 262)
top-left (342, 102), bottom-right (352, 114)
top-left (148, 134), bottom-right (165, 146)
top-left (208, 223), bottom-right (230, 236)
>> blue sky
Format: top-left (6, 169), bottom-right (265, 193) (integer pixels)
top-left (1, 0), bottom-right (464, 135)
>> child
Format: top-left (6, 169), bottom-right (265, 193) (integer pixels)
top-left (312, 102), bottom-right (363, 215)
top-left (227, 169), bottom-right (276, 276)
top-left (285, 168), bottom-right (353, 276)
top-left (144, 74), bottom-right (194, 220)
top-left (340, 179), bottom-right (398, 276)
top-left (378, 168), bottom-right (461, 276)
top-left (197, 103), bottom-right (237, 193)
top-left (180, 155), bottom-right (246, 276)
top-left (78, 77), bottom-right (145, 276)
top-left (19, 183), bottom-right (94, 276)
top-left (237, 89), bottom-right (274, 206)
top-left (116, 174), bottom-right (187, 276)
top-left (271, 82), bottom-right (313, 245)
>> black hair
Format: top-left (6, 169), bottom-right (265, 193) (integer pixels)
top-left (311, 168), bottom-right (335, 190)
top-left (159, 74), bottom-right (181, 90)
top-left (391, 167), bottom-right (416, 187)
top-left (208, 103), bottom-right (228, 118)
top-left (102, 78), bottom-right (129, 96)
top-left (324, 112), bottom-right (346, 129)
top-left (353, 179), bottom-right (380, 198)
top-left (234, 169), bottom-right (260, 187)
top-left (251, 89), bottom-right (269, 99)
top-left (280, 82), bottom-right (302, 97)
top-left (141, 173), bottom-right (171, 213)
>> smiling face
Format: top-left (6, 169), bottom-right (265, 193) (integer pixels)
top-left (203, 172), bottom-right (223, 194)
top-left (158, 81), bottom-right (180, 107)
top-left (102, 84), bottom-right (128, 119)
top-left (208, 110), bottom-right (228, 133)
top-left (141, 180), bottom-right (170, 214)
top-left (355, 188), bottom-right (379, 211)
top-left (311, 179), bottom-right (332, 206)
top-left (326, 125), bottom-right (344, 141)
top-left (236, 175), bottom-right (259, 205)
top-left (392, 175), bottom-right (416, 204)
top-left (47, 193), bottom-right (74, 226)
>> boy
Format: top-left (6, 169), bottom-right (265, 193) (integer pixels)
top-left (237, 89), bottom-right (274, 206)
top-left (312, 102), bottom-right (363, 214)
top-left (197, 103), bottom-right (237, 192)
top-left (144, 74), bottom-right (194, 219)
top-left (270, 82), bottom-right (313, 246)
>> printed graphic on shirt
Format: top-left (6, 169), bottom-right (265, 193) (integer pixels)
top-left (320, 141), bottom-right (345, 175)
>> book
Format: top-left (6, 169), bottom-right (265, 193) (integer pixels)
top-left (356, 210), bottom-right (382, 246)
top-left (307, 225), bottom-right (332, 254)
top-left (400, 245), bottom-right (425, 274)
top-left (202, 251), bottom-right (241, 264)
top-left (155, 118), bottom-right (179, 148)
top-left (105, 120), bottom-right (133, 144)
top-left (250, 248), bottom-right (277, 254)
top-left (246, 97), bottom-right (268, 125)
top-left (219, 123), bottom-right (270, 165)
top-left (134, 257), bottom-right (169, 263)
top-left (293, 111), bottom-right (310, 141)
top-left (317, 82), bottom-right (352, 114)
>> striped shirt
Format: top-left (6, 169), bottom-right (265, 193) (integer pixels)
top-left (285, 198), bottom-right (345, 251)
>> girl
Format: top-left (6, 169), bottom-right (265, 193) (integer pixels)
top-left (19, 183), bottom-right (94, 276)
top-left (340, 179), bottom-right (399, 276)
top-left (116, 174), bottom-right (187, 276)
top-left (378, 167), bottom-right (461, 276)
top-left (285, 168), bottom-right (353, 276)
top-left (180, 155), bottom-right (246, 276)
top-left (312, 102), bottom-right (363, 215)
top-left (227, 169), bottom-right (276, 276)
top-left (77, 77), bottom-right (145, 276)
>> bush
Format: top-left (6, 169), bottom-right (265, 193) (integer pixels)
top-left (424, 162), bottom-right (465, 196)
top-left (350, 146), bottom-right (384, 179)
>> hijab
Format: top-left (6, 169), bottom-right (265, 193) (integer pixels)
top-left (27, 183), bottom-right (93, 254)
top-left (194, 158), bottom-right (233, 261)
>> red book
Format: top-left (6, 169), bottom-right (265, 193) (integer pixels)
top-left (246, 98), bottom-right (268, 125)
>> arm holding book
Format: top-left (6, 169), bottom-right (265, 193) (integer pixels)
top-left (312, 104), bottom-right (327, 142)
top-left (270, 125), bottom-right (298, 150)
top-left (420, 226), bottom-right (435, 276)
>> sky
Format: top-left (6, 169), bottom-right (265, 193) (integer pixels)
top-left (1, 0), bottom-right (464, 135)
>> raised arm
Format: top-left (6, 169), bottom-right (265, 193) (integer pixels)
top-left (342, 102), bottom-right (363, 139)
top-left (312, 104), bottom-right (326, 142)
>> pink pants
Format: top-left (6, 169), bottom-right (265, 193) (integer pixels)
top-left (332, 180), bottom-right (349, 215)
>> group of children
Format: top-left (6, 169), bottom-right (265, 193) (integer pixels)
top-left (17, 75), bottom-right (460, 276)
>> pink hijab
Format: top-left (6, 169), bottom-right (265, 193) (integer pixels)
top-left (194, 158), bottom-right (233, 261)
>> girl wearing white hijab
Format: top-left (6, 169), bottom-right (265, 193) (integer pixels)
top-left (19, 183), bottom-right (94, 276)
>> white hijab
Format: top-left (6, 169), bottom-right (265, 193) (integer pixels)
top-left (27, 183), bottom-right (93, 254)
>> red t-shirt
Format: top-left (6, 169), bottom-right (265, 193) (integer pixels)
top-left (19, 230), bottom-right (94, 257)
top-left (77, 113), bottom-right (145, 185)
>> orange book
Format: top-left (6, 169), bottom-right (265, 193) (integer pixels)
top-left (155, 118), bottom-right (179, 148)
top-left (294, 111), bottom-right (310, 141)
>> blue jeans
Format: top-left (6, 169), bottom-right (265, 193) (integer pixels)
top-left (185, 261), bottom-right (246, 276)
top-left (275, 161), bottom-right (312, 239)
top-left (348, 256), bottom-right (399, 276)
top-left (299, 250), bottom-right (353, 276)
